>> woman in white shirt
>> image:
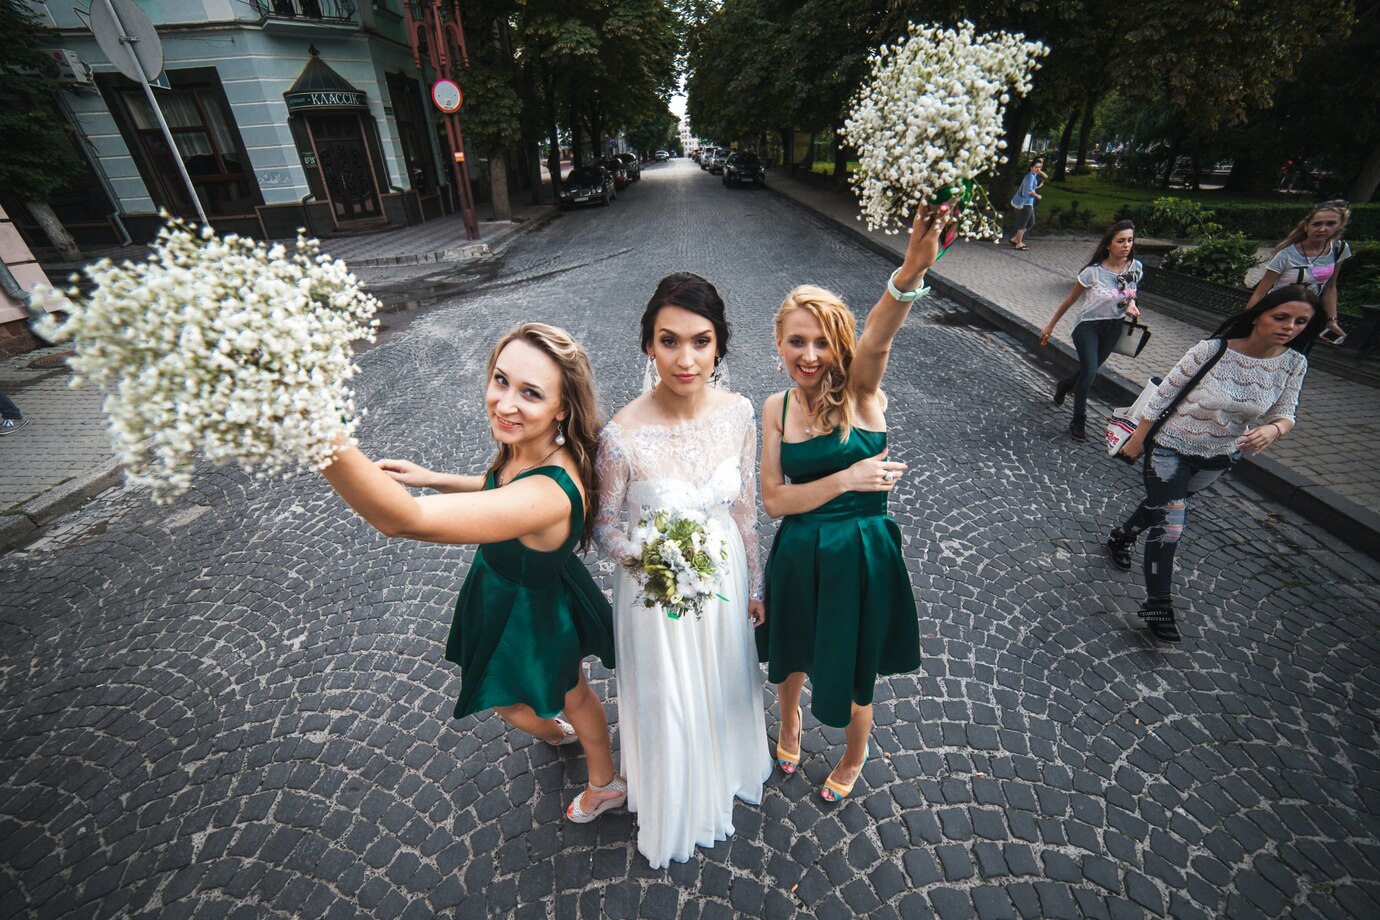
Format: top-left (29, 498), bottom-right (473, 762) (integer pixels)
top-left (1040, 221), bottom-right (1143, 442)
top-left (1107, 285), bottom-right (1325, 642)
top-left (1246, 201), bottom-right (1351, 342)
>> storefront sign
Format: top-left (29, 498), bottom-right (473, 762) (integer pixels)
top-left (285, 90), bottom-right (367, 111)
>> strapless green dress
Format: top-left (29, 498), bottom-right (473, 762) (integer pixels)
top-left (445, 466), bottom-right (615, 719)
top-left (756, 391), bottom-right (920, 728)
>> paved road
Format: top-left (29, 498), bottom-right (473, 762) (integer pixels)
top-left (3, 159), bottom-right (1379, 919)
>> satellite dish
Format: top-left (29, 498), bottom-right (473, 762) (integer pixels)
top-left (90, 0), bottom-right (164, 83)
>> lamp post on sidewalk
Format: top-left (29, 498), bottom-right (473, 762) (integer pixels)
top-left (402, 1), bottom-right (480, 241)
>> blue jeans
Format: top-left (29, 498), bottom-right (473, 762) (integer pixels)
top-left (1116, 446), bottom-right (1236, 604)
top-left (0, 389), bottom-right (20, 420)
top-left (1059, 318), bottom-right (1122, 420)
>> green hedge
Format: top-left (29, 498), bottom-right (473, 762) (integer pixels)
top-left (1116, 201), bottom-right (1380, 242)
top-left (1338, 241), bottom-right (1380, 316)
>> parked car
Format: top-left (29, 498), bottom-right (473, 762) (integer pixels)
top-left (654, 149), bottom-right (670, 161)
top-left (699, 147), bottom-right (720, 170)
top-left (596, 157), bottom-right (630, 189)
top-left (560, 166), bottom-right (615, 208)
top-left (615, 152), bottom-right (641, 182)
top-left (707, 149), bottom-right (730, 174)
top-left (723, 152), bottom-right (765, 187)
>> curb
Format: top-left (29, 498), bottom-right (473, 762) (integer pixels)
top-left (767, 180), bottom-right (1380, 563)
top-left (345, 207), bottom-right (559, 268)
top-left (1, 458), bottom-right (123, 554)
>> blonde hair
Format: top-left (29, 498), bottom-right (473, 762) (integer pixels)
top-left (483, 323), bottom-right (603, 550)
top-left (775, 285), bottom-right (859, 441)
top-left (1273, 201), bottom-right (1350, 256)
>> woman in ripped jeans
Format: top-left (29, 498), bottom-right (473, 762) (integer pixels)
top-left (1108, 285), bottom-right (1324, 642)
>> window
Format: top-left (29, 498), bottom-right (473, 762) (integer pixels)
top-left (119, 86), bottom-right (259, 217)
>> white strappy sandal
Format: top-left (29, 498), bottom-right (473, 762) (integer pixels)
top-left (549, 717), bottom-right (580, 746)
top-left (565, 775), bottom-right (628, 823)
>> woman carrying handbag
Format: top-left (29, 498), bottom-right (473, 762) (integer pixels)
top-left (1040, 221), bottom-right (1143, 442)
top-left (1106, 286), bottom-right (1324, 642)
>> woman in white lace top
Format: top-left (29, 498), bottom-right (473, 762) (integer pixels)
top-left (1108, 285), bottom-right (1326, 641)
top-left (593, 272), bottom-right (771, 868)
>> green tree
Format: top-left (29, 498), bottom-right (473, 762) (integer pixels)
top-left (625, 108), bottom-right (678, 157)
top-left (0, 0), bottom-right (83, 260)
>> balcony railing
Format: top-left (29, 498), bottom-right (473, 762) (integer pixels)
top-left (252, 0), bottom-right (358, 26)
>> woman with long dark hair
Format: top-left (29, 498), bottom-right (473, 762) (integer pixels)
top-left (1107, 286), bottom-right (1324, 641)
top-left (1040, 220), bottom-right (1143, 442)
top-left (321, 323), bottom-right (623, 821)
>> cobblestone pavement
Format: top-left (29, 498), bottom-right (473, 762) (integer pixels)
top-left (0, 347), bottom-right (113, 513)
top-left (3, 159), bottom-right (1379, 919)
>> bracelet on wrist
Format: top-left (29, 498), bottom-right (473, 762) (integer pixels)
top-left (1268, 421), bottom-right (1284, 439)
top-left (887, 267), bottom-right (930, 303)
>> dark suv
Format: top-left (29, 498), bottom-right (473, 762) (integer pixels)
top-left (596, 157), bottom-right (630, 189)
top-left (723, 152), bottom-right (765, 188)
top-left (615, 153), bottom-right (641, 182)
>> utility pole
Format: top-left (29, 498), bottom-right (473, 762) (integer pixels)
top-left (402, 1), bottom-right (480, 240)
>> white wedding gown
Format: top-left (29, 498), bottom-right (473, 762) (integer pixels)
top-left (594, 393), bottom-right (772, 869)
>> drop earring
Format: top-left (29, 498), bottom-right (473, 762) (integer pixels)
top-left (555, 423), bottom-right (566, 446)
top-left (775, 353), bottom-right (785, 375)
top-left (642, 356), bottom-right (659, 392)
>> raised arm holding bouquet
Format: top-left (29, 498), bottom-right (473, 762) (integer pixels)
top-left (842, 20), bottom-right (1048, 241)
top-left (30, 218), bottom-right (380, 500)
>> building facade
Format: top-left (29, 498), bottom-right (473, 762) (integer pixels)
top-left (12, 0), bottom-right (460, 250)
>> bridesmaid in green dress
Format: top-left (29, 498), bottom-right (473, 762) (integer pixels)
top-left (321, 323), bottom-right (626, 821)
top-left (757, 203), bottom-right (949, 802)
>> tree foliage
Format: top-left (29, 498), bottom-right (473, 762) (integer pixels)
top-left (0, 0), bottom-right (81, 200)
top-left (687, 0), bottom-right (1374, 200)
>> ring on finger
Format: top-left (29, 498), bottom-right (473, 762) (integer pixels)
top-left (883, 470), bottom-right (895, 483)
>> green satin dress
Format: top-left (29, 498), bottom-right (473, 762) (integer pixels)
top-left (756, 391), bottom-right (920, 728)
top-left (445, 466), bottom-right (615, 719)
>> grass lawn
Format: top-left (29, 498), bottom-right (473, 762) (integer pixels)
top-left (1037, 174), bottom-right (1312, 228)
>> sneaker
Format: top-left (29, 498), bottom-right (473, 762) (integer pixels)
top-left (0, 418), bottom-right (27, 435)
top-left (1069, 416), bottom-right (1087, 442)
top-left (1139, 603), bottom-right (1181, 643)
top-left (1106, 530), bottom-right (1134, 570)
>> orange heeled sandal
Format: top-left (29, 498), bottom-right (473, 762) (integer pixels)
top-left (776, 707), bottom-right (803, 774)
top-left (820, 743), bottom-right (869, 803)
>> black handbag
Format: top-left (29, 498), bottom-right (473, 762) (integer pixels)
top-left (1111, 318), bottom-right (1152, 358)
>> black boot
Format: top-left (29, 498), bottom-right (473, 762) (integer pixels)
top-left (1053, 378), bottom-right (1073, 406)
top-left (1139, 601), bottom-right (1181, 642)
top-left (1069, 414), bottom-right (1087, 442)
top-left (1105, 528), bottom-right (1134, 570)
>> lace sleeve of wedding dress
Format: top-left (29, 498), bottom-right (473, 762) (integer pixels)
top-left (593, 424), bottom-right (634, 562)
top-left (730, 399), bottom-right (765, 601)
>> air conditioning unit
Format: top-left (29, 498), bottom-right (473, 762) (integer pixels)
top-left (48, 49), bottom-right (94, 85)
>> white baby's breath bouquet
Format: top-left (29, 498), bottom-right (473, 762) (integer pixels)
top-left (31, 217), bottom-right (380, 502)
top-left (843, 20), bottom-right (1048, 237)
top-left (622, 508), bottom-right (730, 621)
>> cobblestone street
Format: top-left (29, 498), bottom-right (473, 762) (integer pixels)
top-left (3, 160), bottom-right (1379, 918)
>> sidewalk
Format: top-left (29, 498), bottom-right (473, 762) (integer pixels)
top-left (767, 170), bottom-right (1380, 561)
top-left (0, 205), bottom-right (556, 551)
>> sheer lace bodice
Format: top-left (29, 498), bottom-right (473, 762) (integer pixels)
top-left (594, 393), bottom-right (764, 599)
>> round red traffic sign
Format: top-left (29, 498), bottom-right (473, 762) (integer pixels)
top-left (431, 79), bottom-right (462, 113)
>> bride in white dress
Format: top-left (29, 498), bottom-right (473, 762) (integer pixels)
top-left (594, 272), bottom-right (772, 869)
